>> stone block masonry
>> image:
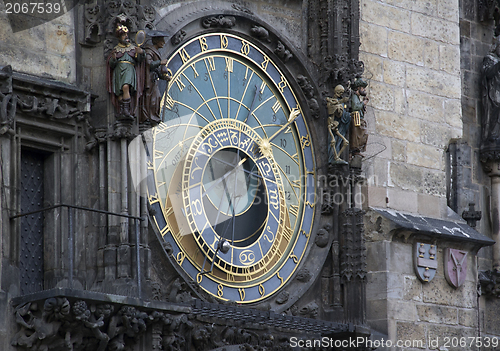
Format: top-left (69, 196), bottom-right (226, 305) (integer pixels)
top-left (0, 5), bottom-right (76, 83)
top-left (359, 1), bottom-right (488, 348)
top-left (360, 0), bottom-right (462, 216)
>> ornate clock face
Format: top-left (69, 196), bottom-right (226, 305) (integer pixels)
top-left (146, 33), bottom-right (316, 303)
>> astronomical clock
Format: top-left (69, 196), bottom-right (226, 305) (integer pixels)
top-left (5, 2), bottom-right (371, 351)
top-left (145, 13), bottom-right (326, 309)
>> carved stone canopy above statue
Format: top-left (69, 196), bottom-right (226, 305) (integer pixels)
top-left (83, 0), bottom-right (156, 48)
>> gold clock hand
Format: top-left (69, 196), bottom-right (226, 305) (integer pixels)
top-left (257, 108), bottom-right (300, 158)
top-left (267, 108), bottom-right (300, 143)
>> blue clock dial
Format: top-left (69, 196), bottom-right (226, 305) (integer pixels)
top-left (146, 33), bottom-right (316, 303)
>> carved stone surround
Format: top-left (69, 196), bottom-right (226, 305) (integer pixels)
top-left (0, 65), bottom-right (92, 141)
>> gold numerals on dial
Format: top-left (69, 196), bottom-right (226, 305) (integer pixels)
top-left (148, 33), bottom-right (316, 303)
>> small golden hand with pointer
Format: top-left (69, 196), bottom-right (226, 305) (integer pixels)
top-left (257, 108), bottom-right (301, 158)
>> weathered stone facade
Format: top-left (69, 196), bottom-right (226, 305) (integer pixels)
top-left (360, 0), bottom-right (462, 215)
top-left (360, 0), bottom-right (500, 350)
top-left (0, 4), bottom-right (76, 83)
top-left (1, 0), bottom-right (500, 350)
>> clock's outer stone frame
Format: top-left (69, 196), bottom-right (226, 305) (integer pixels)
top-left (149, 1), bottom-right (332, 313)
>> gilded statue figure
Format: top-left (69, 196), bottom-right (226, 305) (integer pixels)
top-left (350, 78), bottom-right (369, 155)
top-left (106, 23), bottom-right (145, 120)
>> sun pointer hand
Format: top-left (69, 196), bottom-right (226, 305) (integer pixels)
top-left (256, 108), bottom-right (300, 158)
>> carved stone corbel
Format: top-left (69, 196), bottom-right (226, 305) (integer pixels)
top-left (296, 75), bottom-right (320, 119)
top-left (250, 26), bottom-right (271, 43)
top-left (0, 65), bottom-right (15, 135)
top-left (202, 15), bottom-right (236, 29)
top-left (170, 30), bottom-right (186, 46)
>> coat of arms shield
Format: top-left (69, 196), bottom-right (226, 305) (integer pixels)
top-left (413, 242), bottom-right (437, 283)
top-left (444, 248), bottom-right (468, 288)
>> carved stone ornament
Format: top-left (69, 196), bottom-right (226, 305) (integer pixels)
top-left (170, 30), bottom-right (186, 46)
top-left (11, 292), bottom-right (356, 351)
top-left (321, 189), bottom-right (334, 214)
top-left (462, 202), bottom-right (482, 228)
top-left (0, 65), bottom-right (93, 143)
top-left (202, 15), bottom-right (236, 29)
top-left (0, 65), bottom-right (15, 135)
top-left (444, 248), bottom-right (468, 289)
top-left (84, 4), bottom-right (102, 44)
top-left (296, 75), bottom-right (320, 119)
top-left (274, 41), bottom-right (293, 63)
top-left (413, 242), bottom-right (438, 283)
top-left (478, 0), bottom-right (500, 22)
top-left (12, 298), bottom-right (183, 351)
top-left (83, 0), bottom-right (156, 46)
top-left (231, 3), bottom-right (253, 14)
top-left (296, 269), bottom-right (312, 283)
top-left (112, 119), bottom-right (135, 140)
top-left (479, 270), bottom-right (500, 297)
top-left (340, 208), bottom-right (367, 282)
top-left (275, 291), bottom-right (289, 304)
top-left (250, 26), bottom-right (271, 43)
top-left (298, 302), bottom-right (319, 319)
top-left (315, 227), bottom-right (330, 248)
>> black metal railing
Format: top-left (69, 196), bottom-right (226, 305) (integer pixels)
top-left (11, 204), bottom-right (145, 298)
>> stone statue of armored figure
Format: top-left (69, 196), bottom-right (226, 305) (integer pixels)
top-left (106, 22), bottom-right (146, 120)
top-left (326, 84), bottom-right (351, 163)
top-left (350, 78), bottom-right (369, 156)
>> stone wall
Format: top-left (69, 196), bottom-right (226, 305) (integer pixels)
top-left (150, 0), bottom-right (305, 51)
top-left (453, 0), bottom-right (494, 239)
top-left (360, 0), bottom-right (462, 217)
top-left (365, 237), bottom-right (479, 350)
top-left (359, 0), bottom-right (490, 349)
top-left (458, 0), bottom-right (494, 249)
top-left (458, 0), bottom-right (500, 343)
top-left (0, 7), bottom-right (76, 83)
